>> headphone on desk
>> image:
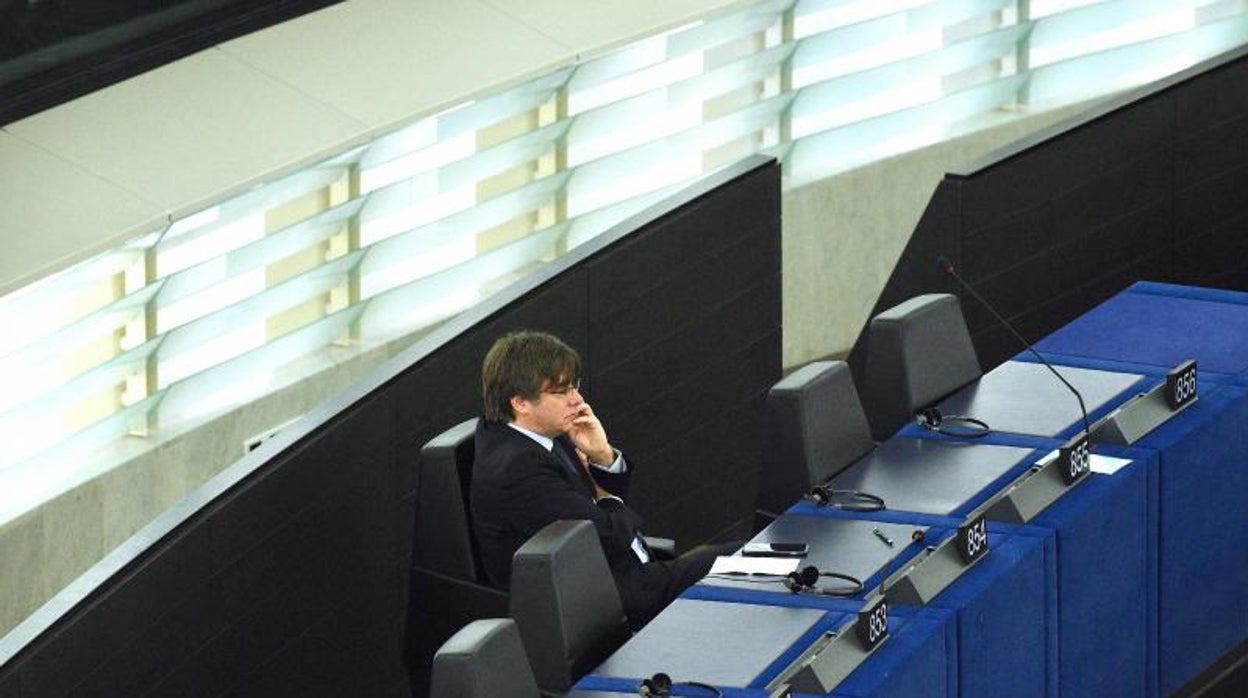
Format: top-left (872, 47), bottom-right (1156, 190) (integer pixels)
top-left (808, 485), bottom-right (885, 511)
top-left (782, 564), bottom-right (864, 597)
top-left (705, 564), bottom-right (864, 597)
top-left (637, 672), bottom-right (723, 697)
top-left (914, 407), bottom-right (990, 438)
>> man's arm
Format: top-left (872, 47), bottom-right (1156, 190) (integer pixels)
top-left (503, 456), bottom-right (642, 561)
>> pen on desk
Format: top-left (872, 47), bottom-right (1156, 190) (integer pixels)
top-left (872, 527), bottom-right (894, 547)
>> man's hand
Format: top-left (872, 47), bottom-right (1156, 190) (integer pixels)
top-left (575, 449), bottom-right (613, 500)
top-left (566, 402), bottom-right (614, 466)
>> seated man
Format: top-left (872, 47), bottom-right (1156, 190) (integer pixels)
top-left (471, 330), bottom-right (737, 630)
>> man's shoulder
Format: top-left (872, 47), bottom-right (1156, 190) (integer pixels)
top-left (474, 419), bottom-right (523, 456)
top-left (473, 421), bottom-right (545, 481)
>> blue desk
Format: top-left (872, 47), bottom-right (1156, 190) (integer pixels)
top-left (575, 599), bottom-right (848, 694)
top-left (818, 430), bottom-right (1157, 698)
top-left (1029, 444), bottom-right (1158, 698)
top-left (829, 606), bottom-right (956, 698)
top-left (1131, 383), bottom-right (1248, 694)
top-left (1035, 282), bottom-right (1248, 380)
top-left (1022, 282), bottom-right (1248, 694)
top-left (578, 283), bottom-right (1248, 697)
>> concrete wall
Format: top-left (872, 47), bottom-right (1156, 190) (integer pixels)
top-left (782, 100), bottom-right (1099, 368)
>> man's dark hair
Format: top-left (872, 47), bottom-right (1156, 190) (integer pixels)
top-left (482, 330), bottom-right (582, 423)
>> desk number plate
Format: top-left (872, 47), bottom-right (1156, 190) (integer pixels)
top-left (856, 597), bottom-right (889, 652)
top-left (1166, 360), bottom-right (1198, 410)
top-left (956, 514), bottom-right (989, 564)
top-left (1059, 433), bottom-right (1091, 486)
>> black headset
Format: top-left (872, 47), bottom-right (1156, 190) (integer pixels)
top-left (781, 564), bottom-right (864, 597)
top-left (914, 407), bottom-right (990, 438)
top-left (808, 485), bottom-right (885, 511)
top-left (637, 672), bottom-right (723, 697)
top-left (706, 564), bottom-right (863, 597)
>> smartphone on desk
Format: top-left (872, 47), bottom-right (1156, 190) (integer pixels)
top-left (741, 542), bottom-right (809, 557)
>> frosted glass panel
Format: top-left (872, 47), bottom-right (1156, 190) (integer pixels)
top-left (3, 0), bottom-right (1246, 503)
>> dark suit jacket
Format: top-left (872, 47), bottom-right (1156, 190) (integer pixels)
top-left (471, 419), bottom-right (669, 621)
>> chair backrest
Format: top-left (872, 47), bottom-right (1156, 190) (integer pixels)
top-left (430, 618), bottom-right (541, 698)
top-left (416, 417), bottom-right (481, 581)
top-left (509, 520), bottom-right (631, 693)
top-left (756, 360), bottom-right (875, 517)
top-left (860, 293), bottom-right (982, 440)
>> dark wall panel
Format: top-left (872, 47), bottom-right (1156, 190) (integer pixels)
top-left (851, 46), bottom-right (1248, 378)
top-left (0, 156), bottom-right (781, 698)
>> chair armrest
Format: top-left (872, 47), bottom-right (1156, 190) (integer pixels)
top-left (643, 536), bottom-right (676, 560)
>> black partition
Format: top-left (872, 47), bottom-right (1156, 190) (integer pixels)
top-left (849, 45), bottom-right (1248, 375)
top-left (0, 155), bottom-right (781, 698)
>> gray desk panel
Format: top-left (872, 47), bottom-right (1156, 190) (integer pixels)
top-left (936, 361), bottom-right (1144, 437)
top-left (829, 438), bottom-right (1034, 515)
top-left (590, 598), bottom-right (826, 686)
top-left (705, 516), bottom-right (923, 593)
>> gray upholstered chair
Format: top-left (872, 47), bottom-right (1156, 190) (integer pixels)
top-left (755, 360), bottom-right (875, 523)
top-left (510, 520), bottom-right (631, 695)
top-left (430, 618), bottom-right (540, 698)
top-left (860, 293), bottom-right (982, 440)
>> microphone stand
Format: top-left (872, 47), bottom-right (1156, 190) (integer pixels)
top-left (937, 256), bottom-right (1090, 437)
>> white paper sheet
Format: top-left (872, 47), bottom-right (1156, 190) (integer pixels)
top-left (1036, 448), bottom-right (1133, 475)
top-left (709, 555), bottom-right (800, 576)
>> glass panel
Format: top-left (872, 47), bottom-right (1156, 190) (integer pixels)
top-left (0, 283), bottom-right (161, 410)
top-left (357, 121), bottom-right (569, 246)
top-left (1029, 0), bottom-right (1193, 68)
top-left (4, 0), bottom-right (1248, 503)
top-left (358, 224), bottom-right (566, 340)
top-left (566, 93), bottom-right (793, 217)
top-left (157, 305), bottom-right (367, 425)
top-left (1027, 12), bottom-right (1248, 103)
top-left (0, 240), bottom-right (151, 358)
top-left (159, 198), bottom-right (366, 307)
top-left (567, 44), bottom-right (793, 167)
top-left (788, 74), bottom-right (1028, 179)
top-left (156, 250), bottom-right (364, 386)
top-left (791, 24), bottom-right (1025, 136)
top-left (0, 392), bottom-right (161, 491)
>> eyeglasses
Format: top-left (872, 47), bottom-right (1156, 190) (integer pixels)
top-left (542, 378), bottom-right (582, 396)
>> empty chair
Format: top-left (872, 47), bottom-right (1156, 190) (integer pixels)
top-left (756, 360), bottom-right (875, 522)
top-left (510, 520), bottom-right (631, 695)
top-left (860, 293), bottom-right (982, 440)
top-left (430, 618), bottom-right (540, 698)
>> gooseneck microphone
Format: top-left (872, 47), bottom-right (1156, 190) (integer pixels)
top-left (937, 256), bottom-right (1090, 436)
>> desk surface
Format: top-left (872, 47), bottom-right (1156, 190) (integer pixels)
top-left (1036, 286), bottom-right (1248, 375)
top-left (582, 284), bottom-right (1248, 698)
top-left (703, 516), bottom-right (923, 595)
top-left (590, 598), bottom-right (829, 686)
top-left (936, 361), bottom-right (1143, 438)
top-left (829, 438), bottom-right (1034, 516)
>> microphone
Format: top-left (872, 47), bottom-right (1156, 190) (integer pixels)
top-left (936, 256), bottom-right (1090, 436)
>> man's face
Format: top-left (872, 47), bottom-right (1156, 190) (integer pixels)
top-left (511, 376), bottom-right (584, 438)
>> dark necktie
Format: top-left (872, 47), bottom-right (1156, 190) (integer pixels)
top-left (554, 445), bottom-right (652, 561)
top-left (552, 443), bottom-right (594, 496)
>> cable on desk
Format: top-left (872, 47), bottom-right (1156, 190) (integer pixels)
top-left (808, 485), bottom-right (885, 511)
top-left (914, 407), bottom-right (990, 438)
top-left (638, 672), bottom-right (723, 697)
